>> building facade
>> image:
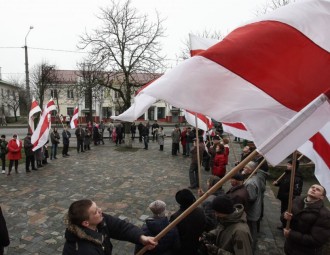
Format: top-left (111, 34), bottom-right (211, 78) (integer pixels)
top-left (0, 77), bottom-right (21, 122)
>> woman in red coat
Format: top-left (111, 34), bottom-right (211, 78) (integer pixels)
top-left (212, 144), bottom-right (227, 178)
top-left (7, 134), bottom-right (22, 175)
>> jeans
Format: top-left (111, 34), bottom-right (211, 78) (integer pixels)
top-left (51, 143), bottom-right (58, 159)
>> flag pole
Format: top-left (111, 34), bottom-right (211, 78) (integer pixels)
top-left (285, 150), bottom-right (298, 230)
top-left (136, 150), bottom-right (259, 255)
top-left (194, 113), bottom-right (202, 189)
top-left (227, 134), bottom-right (238, 163)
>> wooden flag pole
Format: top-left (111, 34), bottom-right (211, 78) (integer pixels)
top-left (194, 113), bottom-right (202, 189)
top-left (136, 150), bottom-right (259, 255)
top-left (285, 151), bottom-right (298, 230)
top-left (243, 158), bottom-right (266, 184)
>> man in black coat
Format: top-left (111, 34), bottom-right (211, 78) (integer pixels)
top-left (62, 199), bottom-right (157, 255)
top-left (282, 184), bottom-right (330, 255)
top-left (0, 206), bottom-right (10, 255)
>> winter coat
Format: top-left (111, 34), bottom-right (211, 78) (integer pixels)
top-left (226, 185), bottom-right (250, 212)
top-left (62, 130), bottom-right (71, 145)
top-left (276, 170), bottom-right (303, 201)
top-left (50, 131), bottom-right (60, 145)
top-left (180, 130), bottom-right (187, 146)
top-left (7, 139), bottom-right (22, 160)
top-left (75, 127), bottom-right (85, 141)
top-left (0, 207), bottom-right (10, 255)
top-left (84, 129), bottom-right (91, 145)
top-left (23, 136), bottom-right (34, 157)
top-left (208, 204), bottom-right (253, 255)
top-left (171, 130), bottom-right (180, 144)
top-left (158, 130), bottom-right (165, 146)
top-left (282, 197), bottom-right (330, 255)
top-left (63, 213), bottom-right (144, 255)
top-left (135, 216), bottom-right (180, 255)
top-left (170, 206), bottom-right (206, 255)
top-left (191, 144), bottom-right (205, 165)
top-left (212, 153), bottom-right (227, 178)
top-left (0, 140), bottom-right (8, 157)
top-left (244, 170), bottom-right (268, 222)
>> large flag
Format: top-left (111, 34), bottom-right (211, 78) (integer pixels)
top-left (31, 99), bottom-right (57, 151)
top-left (183, 110), bottom-right (213, 131)
top-left (138, 0), bottom-right (330, 195)
top-left (70, 106), bottom-right (79, 129)
top-left (29, 97), bottom-right (42, 132)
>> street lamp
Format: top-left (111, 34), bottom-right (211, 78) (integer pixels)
top-left (24, 25), bottom-right (34, 102)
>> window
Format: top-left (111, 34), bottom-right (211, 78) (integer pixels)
top-left (67, 107), bottom-right (74, 117)
top-left (102, 107), bottom-right (112, 118)
top-left (157, 107), bottom-right (165, 119)
top-left (50, 89), bottom-right (58, 99)
top-left (67, 89), bottom-right (74, 99)
top-left (114, 91), bottom-right (120, 99)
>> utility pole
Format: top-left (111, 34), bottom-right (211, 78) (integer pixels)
top-left (25, 26), bottom-right (34, 103)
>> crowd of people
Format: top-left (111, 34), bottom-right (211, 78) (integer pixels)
top-left (1, 120), bottom-right (330, 255)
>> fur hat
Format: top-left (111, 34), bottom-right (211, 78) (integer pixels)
top-left (212, 195), bottom-right (235, 214)
top-left (149, 200), bottom-right (166, 217)
top-left (175, 189), bottom-right (196, 209)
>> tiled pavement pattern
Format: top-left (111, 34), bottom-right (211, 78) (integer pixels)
top-left (0, 136), bottom-right (285, 255)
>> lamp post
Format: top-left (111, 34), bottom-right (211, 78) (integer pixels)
top-left (24, 26), bottom-right (34, 102)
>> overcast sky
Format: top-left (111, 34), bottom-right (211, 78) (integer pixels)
top-left (0, 0), bottom-right (267, 82)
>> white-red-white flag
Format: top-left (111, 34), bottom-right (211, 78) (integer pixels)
top-left (29, 97), bottom-right (42, 132)
top-left (70, 107), bottom-right (79, 129)
top-left (138, 0), bottom-right (330, 197)
top-left (183, 110), bottom-right (213, 131)
top-left (31, 99), bottom-right (57, 151)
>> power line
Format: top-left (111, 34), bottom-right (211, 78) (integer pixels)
top-left (29, 47), bottom-right (88, 54)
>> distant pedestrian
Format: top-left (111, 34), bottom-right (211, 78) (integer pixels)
top-left (188, 137), bottom-right (205, 189)
top-left (75, 125), bottom-right (85, 153)
top-left (131, 122), bottom-right (137, 140)
top-left (151, 121), bottom-right (159, 142)
top-left (141, 123), bottom-right (149, 150)
top-left (62, 126), bottom-right (71, 157)
top-left (50, 127), bottom-right (60, 160)
top-left (158, 127), bottom-right (165, 151)
top-left (138, 122), bottom-right (144, 143)
top-left (99, 120), bottom-right (105, 145)
top-left (0, 135), bottom-right (8, 174)
top-left (171, 125), bottom-right (180, 156)
top-left (7, 134), bottom-right (22, 175)
top-left (23, 132), bottom-right (37, 173)
top-left (84, 127), bottom-right (91, 151)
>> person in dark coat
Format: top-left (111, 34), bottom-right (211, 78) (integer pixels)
top-left (273, 159), bottom-right (303, 229)
top-left (226, 173), bottom-right (249, 212)
top-left (170, 189), bottom-right (206, 255)
top-left (0, 206), bottom-right (10, 255)
top-left (0, 135), bottom-right (8, 174)
top-left (138, 122), bottom-right (144, 143)
top-left (62, 199), bottom-right (157, 255)
top-left (141, 124), bottom-right (150, 150)
top-left (93, 124), bottom-right (100, 146)
top-left (23, 133), bottom-right (37, 173)
top-left (135, 200), bottom-right (180, 255)
top-left (282, 184), bottom-right (330, 255)
top-left (75, 125), bottom-right (85, 153)
top-left (62, 126), bottom-right (71, 157)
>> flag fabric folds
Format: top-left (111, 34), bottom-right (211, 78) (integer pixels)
top-left (31, 99), bottom-right (57, 151)
top-left (29, 97), bottom-right (42, 132)
top-left (70, 107), bottom-right (79, 129)
top-left (183, 110), bottom-right (213, 132)
top-left (138, 0), bottom-right (330, 196)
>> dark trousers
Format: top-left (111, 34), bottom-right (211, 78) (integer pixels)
top-left (9, 160), bottom-right (18, 172)
top-left (1, 154), bottom-right (5, 170)
top-left (77, 140), bottom-right (84, 152)
top-left (160, 145), bottom-right (164, 151)
top-left (139, 131), bottom-right (142, 142)
top-left (143, 136), bottom-right (149, 149)
top-left (62, 144), bottom-right (69, 155)
top-left (25, 155), bottom-right (36, 170)
top-left (172, 143), bottom-right (179, 155)
top-left (189, 162), bottom-right (199, 187)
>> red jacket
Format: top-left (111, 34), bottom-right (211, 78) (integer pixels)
top-left (7, 139), bottom-right (22, 160)
top-left (212, 153), bottom-right (226, 178)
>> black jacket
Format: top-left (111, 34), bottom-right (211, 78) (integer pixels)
top-left (0, 207), bottom-right (10, 255)
top-left (63, 213), bottom-right (143, 255)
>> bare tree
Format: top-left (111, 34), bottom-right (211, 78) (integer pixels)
top-left (0, 80), bottom-right (22, 122)
top-left (78, 0), bottom-right (165, 112)
top-left (255, 0), bottom-right (295, 15)
top-left (30, 62), bottom-right (59, 109)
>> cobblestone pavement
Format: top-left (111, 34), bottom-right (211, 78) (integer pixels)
top-left (0, 135), bottom-right (285, 255)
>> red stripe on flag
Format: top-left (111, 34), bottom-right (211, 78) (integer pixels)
top-left (222, 122), bottom-right (247, 131)
top-left (186, 110), bottom-right (213, 130)
top-left (190, 49), bottom-right (204, 56)
top-left (30, 100), bottom-right (39, 109)
top-left (201, 21), bottom-right (330, 112)
top-left (310, 132), bottom-right (330, 170)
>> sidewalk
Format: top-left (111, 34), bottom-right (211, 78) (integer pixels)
top-left (0, 136), bottom-right (285, 255)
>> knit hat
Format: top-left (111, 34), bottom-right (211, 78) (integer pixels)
top-left (149, 200), bottom-right (166, 217)
top-left (175, 189), bottom-right (196, 209)
top-left (231, 173), bottom-right (245, 181)
top-left (212, 195), bottom-right (235, 214)
top-left (245, 161), bottom-right (257, 171)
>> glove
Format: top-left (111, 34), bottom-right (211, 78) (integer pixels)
top-left (206, 244), bottom-right (219, 255)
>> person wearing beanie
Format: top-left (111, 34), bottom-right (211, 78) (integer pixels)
top-left (226, 173), bottom-right (249, 212)
top-left (198, 175), bottom-right (225, 232)
top-left (242, 161), bottom-right (268, 251)
top-left (273, 159), bottom-right (303, 229)
top-left (170, 189), bottom-right (206, 255)
top-left (135, 200), bottom-right (180, 255)
top-left (204, 195), bottom-right (253, 255)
